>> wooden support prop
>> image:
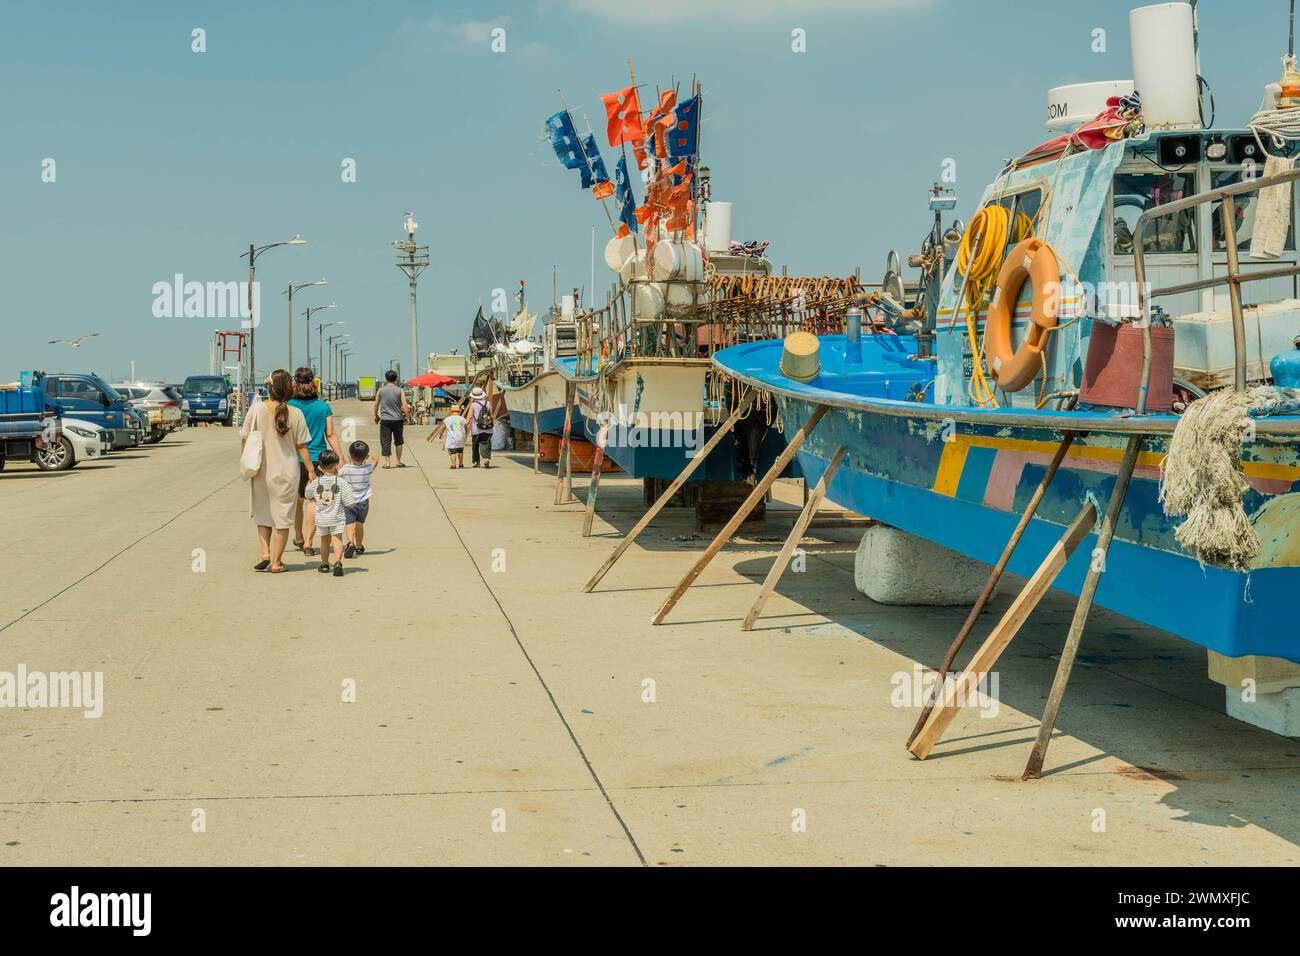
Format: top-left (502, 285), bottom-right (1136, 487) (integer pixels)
top-left (652, 404), bottom-right (829, 625)
top-left (532, 382), bottom-right (540, 474)
top-left (553, 382), bottom-right (577, 506)
top-left (908, 500), bottom-right (1098, 760)
top-left (905, 432), bottom-right (1077, 749)
top-left (1022, 434), bottom-right (1143, 780)
top-left (742, 444), bottom-right (848, 631)
top-left (582, 390), bottom-right (757, 592)
top-left (582, 420), bottom-right (610, 537)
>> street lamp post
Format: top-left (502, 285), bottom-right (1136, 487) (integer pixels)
top-left (327, 333), bottom-right (350, 398)
top-left (317, 320), bottom-right (344, 385)
top-left (392, 212), bottom-right (429, 380)
top-left (338, 348), bottom-right (355, 397)
top-left (284, 279), bottom-right (327, 370)
top-left (239, 235), bottom-right (306, 382)
top-left (304, 304), bottom-right (338, 375)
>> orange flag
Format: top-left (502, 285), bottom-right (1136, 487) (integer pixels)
top-left (599, 86), bottom-right (644, 147)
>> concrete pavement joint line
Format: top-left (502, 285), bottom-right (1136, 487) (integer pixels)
top-left (0, 475), bottom-right (240, 635)
top-left (3, 762), bottom-right (1294, 808)
top-left (409, 444), bottom-right (649, 867)
top-left (0, 785), bottom-right (603, 806)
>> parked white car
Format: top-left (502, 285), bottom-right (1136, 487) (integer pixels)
top-left (37, 419), bottom-right (112, 470)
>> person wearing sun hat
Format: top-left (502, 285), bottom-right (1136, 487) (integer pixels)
top-left (466, 386), bottom-right (495, 468)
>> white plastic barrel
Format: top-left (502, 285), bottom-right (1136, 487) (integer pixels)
top-left (1130, 3), bottom-right (1200, 130)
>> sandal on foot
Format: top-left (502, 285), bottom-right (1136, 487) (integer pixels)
top-left (333, 562), bottom-right (344, 577)
top-left (254, 559), bottom-right (271, 571)
top-left (293, 539), bottom-right (305, 550)
top-left (304, 546), bottom-right (315, 557)
top-left (268, 565), bottom-right (285, 574)
top-left (355, 545), bottom-right (365, 555)
top-left (344, 543), bottom-right (356, 558)
top-left (318, 563), bottom-right (331, 574)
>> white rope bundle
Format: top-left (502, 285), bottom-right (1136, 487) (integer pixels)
top-left (1159, 387), bottom-right (1280, 571)
top-left (1248, 107), bottom-right (1300, 147)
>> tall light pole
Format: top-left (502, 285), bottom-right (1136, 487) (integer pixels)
top-left (338, 348), bottom-right (355, 397)
top-left (317, 320), bottom-right (344, 381)
top-left (327, 332), bottom-right (350, 396)
top-left (392, 212), bottom-right (429, 378)
top-left (304, 303), bottom-right (337, 374)
top-left (284, 279), bottom-right (327, 370)
top-left (239, 235), bottom-right (306, 382)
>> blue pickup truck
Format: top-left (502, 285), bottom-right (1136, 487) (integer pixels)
top-left (38, 372), bottom-right (142, 449)
top-left (181, 374), bottom-right (233, 426)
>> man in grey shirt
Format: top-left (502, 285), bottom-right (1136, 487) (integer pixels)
top-left (373, 370), bottom-right (410, 468)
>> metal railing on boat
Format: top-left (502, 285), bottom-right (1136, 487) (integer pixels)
top-left (1133, 164), bottom-right (1300, 413)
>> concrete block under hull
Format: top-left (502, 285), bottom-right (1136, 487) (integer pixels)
top-left (854, 524), bottom-right (998, 606)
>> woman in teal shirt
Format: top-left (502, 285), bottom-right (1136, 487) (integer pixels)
top-left (290, 367), bottom-right (343, 553)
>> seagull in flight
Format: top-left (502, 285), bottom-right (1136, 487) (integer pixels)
top-left (48, 333), bottom-right (100, 348)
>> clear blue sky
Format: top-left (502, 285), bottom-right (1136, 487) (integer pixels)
top-left (0, 0), bottom-right (1290, 383)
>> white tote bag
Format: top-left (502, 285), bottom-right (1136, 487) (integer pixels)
top-left (240, 403), bottom-right (264, 479)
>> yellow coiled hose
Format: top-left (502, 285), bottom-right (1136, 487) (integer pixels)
top-left (956, 204), bottom-right (1010, 407)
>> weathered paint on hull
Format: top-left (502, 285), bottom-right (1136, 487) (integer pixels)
top-left (499, 370), bottom-right (581, 436)
top-left (775, 396), bottom-right (1300, 662)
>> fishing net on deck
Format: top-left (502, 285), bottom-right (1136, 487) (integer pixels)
top-left (1159, 385), bottom-right (1300, 571)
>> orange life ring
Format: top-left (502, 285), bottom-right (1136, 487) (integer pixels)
top-left (983, 237), bottom-right (1061, 392)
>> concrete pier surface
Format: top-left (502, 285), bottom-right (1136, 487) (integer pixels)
top-left (1, 402), bottom-right (1297, 866)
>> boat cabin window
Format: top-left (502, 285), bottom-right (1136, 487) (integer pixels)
top-left (987, 187), bottom-right (1043, 249)
top-left (1112, 171), bottom-right (1198, 254)
top-left (1210, 170), bottom-right (1295, 252)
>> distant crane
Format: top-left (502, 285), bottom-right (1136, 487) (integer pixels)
top-left (47, 333), bottom-right (100, 348)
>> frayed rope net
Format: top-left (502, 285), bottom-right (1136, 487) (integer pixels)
top-left (1159, 386), bottom-right (1300, 571)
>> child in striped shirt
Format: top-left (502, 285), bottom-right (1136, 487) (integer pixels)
top-left (304, 449), bottom-right (356, 576)
top-left (339, 440), bottom-right (379, 558)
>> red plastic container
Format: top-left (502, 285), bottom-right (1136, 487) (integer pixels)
top-left (1079, 322), bottom-right (1174, 412)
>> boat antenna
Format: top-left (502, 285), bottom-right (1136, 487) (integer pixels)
top-left (1291, 0), bottom-right (1296, 57)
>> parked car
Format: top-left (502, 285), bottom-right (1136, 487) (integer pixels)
top-left (181, 375), bottom-right (232, 426)
top-left (40, 418), bottom-right (111, 470)
top-left (113, 382), bottom-right (185, 444)
top-left (38, 372), bottom-right (142, 449)
top-left (0, 378), bottom-right (111, 471)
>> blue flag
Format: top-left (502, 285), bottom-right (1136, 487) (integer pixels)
top-left (579, 133), bottom-right (611, 190)
top-left (546, 111), bottom-right (585, 170)
top-left (615, 154), bottom-right (638, 234)
top-left (666, 95), bottom-right (699, 159)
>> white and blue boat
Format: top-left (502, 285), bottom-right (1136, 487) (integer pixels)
top-left (714, 6), bottom-right (1300, 664)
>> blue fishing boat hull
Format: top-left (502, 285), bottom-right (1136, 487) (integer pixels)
top-left (507, 404), bottom-right (581, 438)
top-left (555, 355), bottom-right (798, 482)
top-left (715, 334), bottom-right (1300, 662)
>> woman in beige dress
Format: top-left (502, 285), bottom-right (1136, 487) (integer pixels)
top-left (241, 368), bottom-right (314, 572)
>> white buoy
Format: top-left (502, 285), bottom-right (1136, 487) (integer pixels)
top-left (619, 250), bottom-right (648, 285)
top-left (632, 281), bottom-right (666, 322)
top-left (1129, 2), bottom-right (1200, 130)
top-left (603, 234), bottom-right (635, 272)
top-left (651, 240), bottom-right (705, 281)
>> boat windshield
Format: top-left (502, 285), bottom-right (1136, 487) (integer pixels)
top-left (1210, 169), bottom-right (1296, 251)
top-left (1112, 171), bottom-right (1198, 254)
